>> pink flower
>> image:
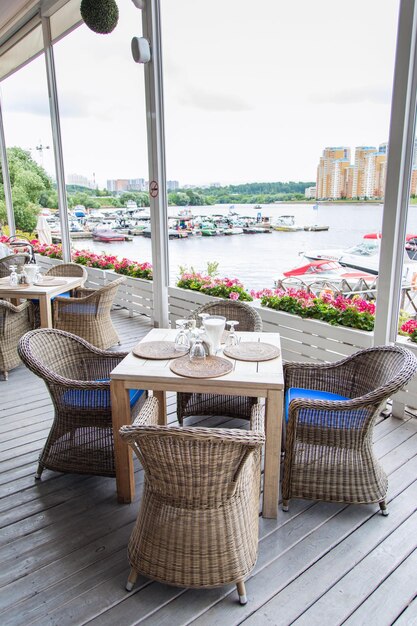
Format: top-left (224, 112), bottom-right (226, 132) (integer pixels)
top-left (229, 291), bottom-right (239, 300)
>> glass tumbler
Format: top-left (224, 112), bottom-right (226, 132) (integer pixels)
top-left (225, 320), bottom-right (240, 348)
top-left (174, 319), bottom-right (190, 353)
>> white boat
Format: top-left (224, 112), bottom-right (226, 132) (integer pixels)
top-left (272, 215), bottom-right (303, 232)
top-left (303, 235), bottom-right (417, 279)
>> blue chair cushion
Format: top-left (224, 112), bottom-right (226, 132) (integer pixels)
top-left (62, 381), bottom-right (143, 409)
top-left (285, 387), bottom-right (350, 424)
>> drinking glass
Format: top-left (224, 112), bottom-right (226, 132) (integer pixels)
top-left (189, 329), bottom-right (206, 362)
top-left (175, 319), bottom-right (190, 353)
top-left (9, 264), bottom-right (18, 287)
top-left (225, 320), bottom-right (240, 348)
top-left (203, 315), bottom-right (226, 355)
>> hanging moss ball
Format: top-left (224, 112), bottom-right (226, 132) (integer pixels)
top-left (80, 0), bottom-right (119, 35)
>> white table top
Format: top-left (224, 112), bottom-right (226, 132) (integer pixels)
top-left (0, 276), bottom-right (83, 298)
top-left (111, 328), bottom-right (284, 394)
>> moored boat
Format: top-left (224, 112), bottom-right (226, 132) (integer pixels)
top-left (92, 228), bottom-right (125, 243)
top-left (272, 215), bottom-right (303, 232)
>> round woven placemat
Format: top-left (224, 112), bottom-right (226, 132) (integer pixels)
top-left (223, 341), bottom-right (280, 362)
top-left (170, 355), bottom-right (233, 378)
top-left (132, 341), bottom-right (186, 360)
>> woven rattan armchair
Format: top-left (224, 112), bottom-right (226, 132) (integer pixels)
top-left (0, 253), bottom-right (30, 278)
top-left (52, 276), bottom-right (126, 349)
top-left (177, 300), bottom-right (263, 424)
top-left (120, 396), bottom-right (265, 604)
top-left (0, 300), bottom-right (34, 379)
top-left (45, 262), bottom-right (88, 286)
top-left (282, 345), bottom-right (417, 515)
top-left (18, 328), bottom-right (144, 478)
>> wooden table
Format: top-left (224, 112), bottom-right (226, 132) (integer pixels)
top-left (0, 276), bottom-right (83, 328)
top-left (110, 328), bottom-right (284, 518)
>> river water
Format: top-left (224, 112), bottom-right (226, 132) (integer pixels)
top-left (71, 203), bottom-right (417, 290)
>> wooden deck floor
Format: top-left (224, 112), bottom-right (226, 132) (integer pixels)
top-left (1, 309), bottom-right (417, 626)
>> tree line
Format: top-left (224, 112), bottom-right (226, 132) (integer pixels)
top-left (0, 146), bottom-right (315, 232)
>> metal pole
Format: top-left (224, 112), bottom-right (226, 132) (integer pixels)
top-left (142, 0), bottom-right (170, 327)
top-left (42, 16), bottom-right (71, 262)
top-left (0, 93), bottom-right (15, 236)
top-left (374, 0), bottom-right (417, 345)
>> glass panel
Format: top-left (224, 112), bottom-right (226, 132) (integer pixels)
top-left (161, 0), bottom-right (399, 337)
top-left (1, 53), bottom-right (55, 235)
top-left (53, 5), bottom-right (149, 261)
top-left (397, 133), bottom-right (417, 344)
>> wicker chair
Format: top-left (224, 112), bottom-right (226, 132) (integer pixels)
top-left (52, 276), bottom-right (126, 349)
top-left (282, 345), bottom-right (417, 515)
top-left (0, 300), bottom-right (34, 379)
top-left (120, 396), bottom-right (265, 604)
top-left (18, 328), bottom-right (144, 478)
top-left (0, 253), bottom-right (30, 278)
top-left (177, 300), bottom-right (263, 424)
top-left (45, 262), bottom-right (88, 287)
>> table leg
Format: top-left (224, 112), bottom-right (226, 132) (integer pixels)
top-left (154, 390), bottom-right (167, 425)
top-left (39, 295), bottom-right (53, 328)
top-left (111, 380), bottom-right (135, 503)
top-left (263, 390), bottom-right (283, 518)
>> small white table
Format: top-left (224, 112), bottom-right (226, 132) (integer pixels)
top-left (0, 276), bottom-right (83, 328)
top-left (110, 327), bottom-right (284, 518)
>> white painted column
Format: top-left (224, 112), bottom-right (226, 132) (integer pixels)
top-left (374, 0), bottom-right (417, 345)
top-left (0, 94), bottom-right (15, 236)
top-left (141, 0), bottom-right (170, 328)
top-left (42, 17), bottom-right (72, 263)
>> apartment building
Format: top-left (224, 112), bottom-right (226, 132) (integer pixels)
top-left (316, 147), bottom-right (351, 199)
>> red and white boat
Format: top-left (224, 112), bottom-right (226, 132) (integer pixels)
top-left (276, 260), bottom-right (376, 288)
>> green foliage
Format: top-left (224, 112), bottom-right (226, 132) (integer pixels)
top-left (119, 191), bottom-right (150, 207)
top-left (68, 192), bottom-right (101, 209)
top-left (0, 147), bottom-right (54, 231)
top-left (259, 292), bottom-right (375, 332)
top-left (167, 181), bottom-right (315, 206)
top-left (80, 0), bottom-right (119, 34)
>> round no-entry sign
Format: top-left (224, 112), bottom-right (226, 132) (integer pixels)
top-left (149, 180), bottom-right (159, 198)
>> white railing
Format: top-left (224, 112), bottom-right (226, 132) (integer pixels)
top-left (168, 286), bottom-right (373, 363)
top-left (34, 255), bottom-right (416, 416)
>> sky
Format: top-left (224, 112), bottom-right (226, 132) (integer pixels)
top-left (0, 0), bottom-right (400, 189)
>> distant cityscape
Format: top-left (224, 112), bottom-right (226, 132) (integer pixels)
top-left (311, 140), bottom-right (417, 200)
top-left (65, 140), bottom-right (417, 202)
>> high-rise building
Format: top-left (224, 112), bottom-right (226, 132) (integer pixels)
top-left (167, 180), bottom-right (179, 191)
top-left (316, 147), bottom-right (350, 199)
top-left (352, 147), bottom-right (376, 198)
top-left (329, 159), bottom-right (352, 199)
top-left (127, 178), bottom-right (145, 191)
top-left (107, 179), bottom-right (145, 193)
top-left (363, 151), bottom-right (387, 198)
top-left (67, 173), bottom-right (92, 188)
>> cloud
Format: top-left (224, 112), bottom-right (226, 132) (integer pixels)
top-left (179, 86), bottom-right (252, 112)
top-left (5, 91), bottom-right (89, 117)
top-left (308, 84), bottom-right (392, 105)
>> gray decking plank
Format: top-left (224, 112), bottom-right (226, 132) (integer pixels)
top-left (147, 453), bottom-right (417, 626)
top-left (343, 549), bottom-right (417, 626)
top-left (0, 309), bottom-right (416, 626)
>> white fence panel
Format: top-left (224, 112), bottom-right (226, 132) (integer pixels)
top-left (256, 306), bottom-right (373, 363)
top-left (392, 336), bottom-right (417, 417)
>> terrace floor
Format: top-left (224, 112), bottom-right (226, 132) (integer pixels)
top-left (1, 309), bottom-right (417, 626)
